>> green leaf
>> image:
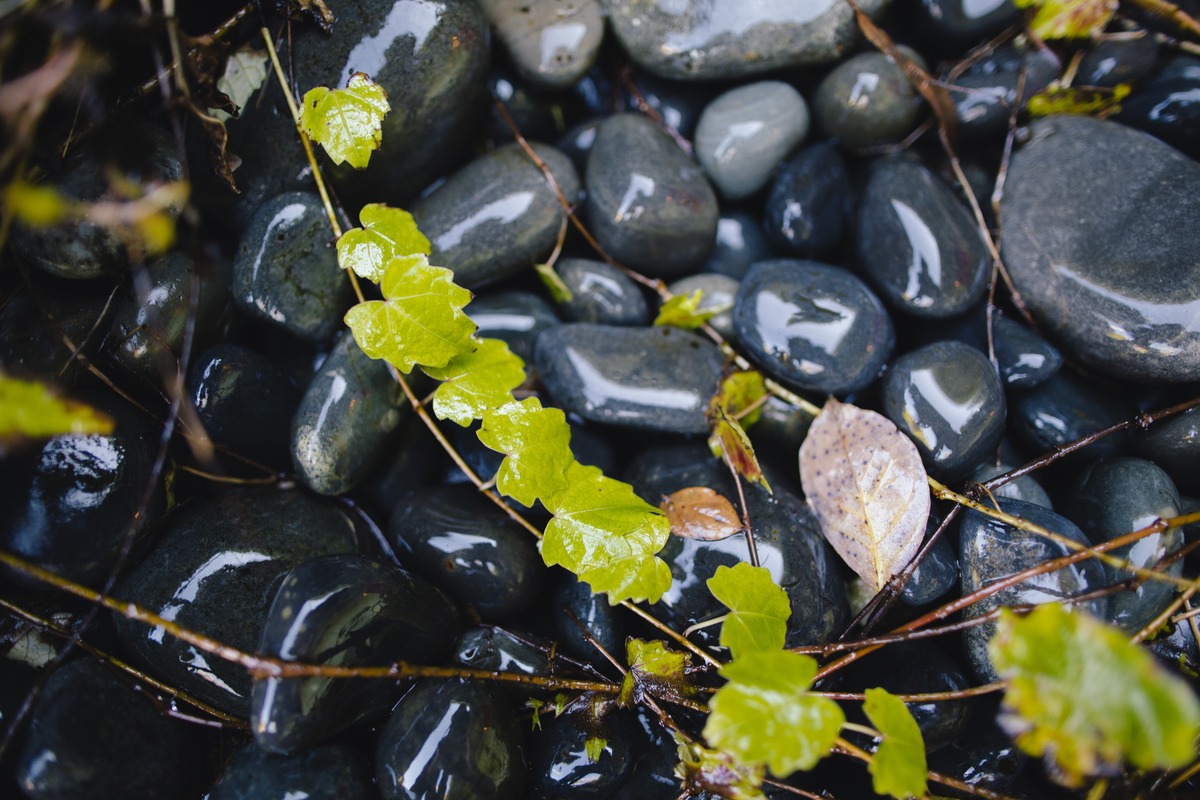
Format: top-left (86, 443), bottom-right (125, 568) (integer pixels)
top-left (676, 735), bottom-right (766, 800)
top-left (704, 650), bottom-right (844, 777)
top-left (706, 563), bottom-right (791, 659)
top-left (864, 688), bottom-right (928, 800)
top-left (337, 204), bottom-right (431, 282)
top-left (584, 736), bottom-right (607, 763)
top-left (344, 254), bottom-right (476, 373)
top-left (0, 375), bottom-right (114, 440)
top-left (711, 370), bottom-right (767, 428)
top-left (542, 461), bottom-right (673, 605)
top-left (534, 261), bottom-right (573, 303)
top-left (299, 72), bottom-right (390, 169)
top-left (1027, 83), bottom-right (1130, 119)
top-left (655, 289), bottom-right (726, 330)
top-left (708, 404), bottom-right (770, 492)
top-left (422, 338), bottom-right (526, 427)
top-left (1012, 0), bottom-right (1117, 39)
top-left (477, 397), bottom-right (575, 507)
top-left (619, 638), bottom-right (693, 706)
top-left (989, 604), bottom-right (1200, 786)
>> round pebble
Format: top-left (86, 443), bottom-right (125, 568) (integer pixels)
top-left (557, 257), bottom-right (650, 325)
top-left (763, 141), bottom-right (853, 259)
top-left (814, 50), bottom-right (924, 150)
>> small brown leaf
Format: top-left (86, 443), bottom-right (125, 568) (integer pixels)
top-left (708, 405), bottom-right (770, 492)
top-left (798, 398), bottom-right (930, 591)
top-left (660, 487), bottom-right (742, 541)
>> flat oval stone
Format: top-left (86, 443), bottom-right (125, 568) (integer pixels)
top-left (667, 273), bottom-right (739, 339)
top-left (856, 157), bottom-right (989, 318)
top-left (733, 259), bottom-right (895, 395)
top-left (375, 679), bottom-right (527, 800)
top-left (233, 192), bottom-right (351, 344)
top-left (694, 81), bottom-right (809, 200)
top-left (911, 0), bottom-right (1021, 50)
top-left (558, 257), bottom-right (650, 325)
top-left (585, 114), bottom-right (718, 279)
top-left (702, 210), bottom-right (773, 278)
top-left (252, 554), bottom-right (461, 753)
top-left (535, 323), bottom-right (725, 434)
top-left (900, 519), bottom-right (958, 607)
top-left (881, 341), bottom-right (1006, 480)
top-left (469, 289), bottom-right (561, 362)
top-left (291, 331), bottom-right (406, 496)
top-left (388, 484), bottom-right (543, 621)
top-left (1079, 35), bottom-right (1160, 88)
top-left (413, 142), bottom-right (581, 289)
top-left (946, 44), bottom-right (1059, 140)
top-left (1000, 115), bottom-right (1200, 381)
top-left (111, 487), bottom-right (359, 715)
top-left (959, 498), bottom-right (1109, 682)
top-left (604, 0), bottom-right (888, 80)
top-left (814, 50), bottom-right (923, 149)
top-left (1062, 456), bottom-right (1183, 632)
top-left (208, 743), bottom-right (374, 800)
top-left (479, 0), bottom-right (604, 89)
top-left (763, 141), bottom-right (853, 259)
top-left (528, 711), bottom-right (636, 798)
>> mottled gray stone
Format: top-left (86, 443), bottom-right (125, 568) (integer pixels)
top-left (413, 143), bottom-right (580, 289)
top-left (1136, 406), bottom-right (1200, 493)
top-left (667, 273), bottom-right (739, 339)
top-left (558, 257), bottom-right (650, 325)
top-left (535, 323), bottom-right (725, 433)
top-left (479, 0), bottom-right (604, 89)
top-left (1000, 116), bottom-right (1200, 382)
top-left (814, 49), bottom-right (923, 149)
top-left (694, 81), bottom-right (809, 199)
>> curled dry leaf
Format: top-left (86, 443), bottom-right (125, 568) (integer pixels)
top-left (798, 397), bottom-right (929, 592)
top-left (660, 486), bottom-right (742, 541)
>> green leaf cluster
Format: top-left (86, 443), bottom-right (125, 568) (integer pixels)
top-left (655, 289), bottom-right (728, 330)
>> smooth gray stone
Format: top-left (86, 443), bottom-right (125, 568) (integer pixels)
top-left (881, 341), bottom-right (1006, 480)
top-left (814, 50), bottom-right (923, 149)
top-left (558, 257), bottom-right (650, 325)
top-left (1136, 406), bottom-right (1200, 493)
top-left (763, 141), bottom-right (853, 259)
top-left (702, 210), bottom-right (773, 278)
top-left (469, 289), bottom-right (561, 362)
top-left (534, 323), bottom-right (725, 434)
top-left (1062, 456), bottom-right (1183, 632)
top-left (694, 81), bottom-right (809, 200)
top-left (413, 142), bottom-right (581, 289)
top-left (208, 743), bottom-right (374, 800)
top-left (479, 0), bottom-right (604, 89)
top-left (1000, 116), bottom-right (1200, 382)
top-left (291, 331), bottom-right (406, 496)
top-left (603, 0), bottom-right (889, 80)
top-left (233, 192), bottom-right (351, 344)
top-left (667, 273), bottom-right (739, 339)
top-left (733, 259), bottom-right (895, 395)
top-left (972, 462), bottom-right (1054, 510)
top-left (111, 487), bottom-right (359, 715)
top-left (1010, 370), bottom-right (1131, 462)
top-left (946, 44), bottom-right (1059, 140)
top-left (856, 157), bottom-right (989, 318)
top-left (585, 114), bottom-right (718, 278)
top-left (959, 498), bottom-right (1109, 683)
top-left (992, 315), bottom-right (1062, 388)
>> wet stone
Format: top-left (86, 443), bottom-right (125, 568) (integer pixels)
top-left (233, 192), bottom-right (351, 344)
top-left (488, 68), bottom-right (563, 144)
top-left (1062, 456), bottom-right (1183, 632)
top-left (1010, 370), bottom-right (1131, 463)
top-left (900, 519), bottom-right (959, 607)
top-left (15, 659), bottom-right (196, 800)
top-left (208, 742), bottom-right (374, 800)
top-left (557, 257), bottom-right (650, 326)
top-left (763, 141), bottom-right (853, 259)
top-left (528, 710), bottom-right (636, 799)
top-left (413, 142), bottom-right (582, 289)
top-left (992, 315), bottom-right (1062, 389)
top-left (1078, 35), bottom-right (1160, 87)
top-left (479, 0), bottom-right (604, 90)
top-left (454, 626), bottom-right (551, 678)
top-left (388, 484), bottom-right (543, 621)
top-left (252, 554), bottom-right (461, 753)
top-left (604, 0), bottom-right (888, 80)
top-left (291, 331), bottom-right (406, 496)
top-left (666, 273), bottom-right (739, 339)
top-left (927, 698), bottom-right (1029, 798)
top-left (702, 209), bottom-right (773, 278)
top-left (469, 290), bottom-right (561, 362)
top-left (814, 50), bottom-right (924, 150)
top-left (946, 44), bottom-right (1060, 140)
top-left (111, 487), bottom-right (359, 715)
top-left (1000, 115), bottom-right (1200, 381)
top-left (535, 324), bottom-right (725, 434)
top-left (693, 81), bottom-right (810, 200)
top-left (909, 0), bottom-right (1021, 51)
top-left (1147, 613), bottom-right (1200, 678)
top-left (1136, 405), bottom-right (1200, 493)
top-left (959, 498), bottom-right (1110, 683)
top-left (856, 157), bottom-right (989, 319)
top-left (881, 341), bottom-right (1006, 480)
top-left (972, 462), bottom-right (1054, 510)
top-left (375, 679), bottom-right (527, 800)
top-left (733, 259), bottom-right (895, 396)
top-left (1118, 56), bottom-right (1200, 157)
top-left (585, 114), bottom-right (718, 279)
top-left (552, 571), bottom-right (628, 664)
top-left (0, 274), bottom-right (117, 385)
top-left (619, 72), bottom-right (710, 138)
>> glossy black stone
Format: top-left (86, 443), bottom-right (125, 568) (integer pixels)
top-left (945, 44), bottom-right (1060, 140)
top-left (375, 679), bottom-right (527, 800)
top-left (112, 487), bottom-right (359, 715)
top-left (856, 157), bottom-right (989, 319)
top-left (900, 519), bottom-right (959, 607)
top-left (1136, 405), bottom-right (1200, 493)
top-left (252, 554), bottom-right (461, 753)
top-left (1078, 35), bottom-right (1160, 87)
top-left (910, 0), bottom-right (1022, 50)
top-left (620, 72), bottom-right (709, 138)
top-left (528, 710), bottom-right (635, 799)
top-left (389, 485), bottom-right (543, 621)
top-left (557, 258), bottom-right (650, 326)
top-left (763, 142), bottom-right (852, 259)
top-left (733, 259), bottom-right (894, 395)
top-left (1118, 56), bottom-right (1200, 157)
top-left (702, 210), bottom-right (773, 279)
top-left (0, 273), bottom-right (116, 384)
top-left (959, 498), bottom-right (1110, 682)
top-left (814, 50), bottom-right (923, 150)
top-left (469, 290), bottom-right (561, 362)
top-left (927, 698), bottom-right (1029, 797)
top-left (551, 572), bottom-right (628, 664)
top-left (882, 341), bottom-right (1006, 480)
top-left (992, 315), bottom-right (1063, 389)
top-left (208, 742), bottom-right (374, 800)
top-left (1010, 370), bottom-right (1131, 462)
top-left (454, 626), bottom-right (551, 678)
top-left (535, 324), bottom-right (726, 434)
top-left (971, 462), bottom-right (1054, 510)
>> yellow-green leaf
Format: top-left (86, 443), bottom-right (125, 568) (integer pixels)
top-left (1013, 0), bottom-right (1117, 39)
top-left (422, 338), bottom-right (526, 427)
top-left (5, 181), bottom-right (66, 227)
top-left (299, 72), bottom-right (390, 169)
top-left (708, 404), bottom-right (770, 492)
top-left (864, 688), bottom-right (928, 799)
top-left (0, 375), bottom-right (113, 440)
top-left (584, 736), bottom-right (607, 763)
top-left (477, 396), bottom-right (575, 507)
top-left (655, 289), bottom-right (727, 330)
top-left (707, 563), bottom-right (790, 659)
top-left (1028, 83), bottom-right (1130, 118)
top-left (710, 370), bottom-right (767, 428)
top-left (337, 204), bottom-right (431, 282)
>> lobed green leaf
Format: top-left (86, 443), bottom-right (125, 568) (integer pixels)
top-left (337, 204), bottom-right (431, 282)
top-left (706, 563), bottom-right (790, 659)
top-left (477, 397), bottom-right (575, 506)
top-left (1012, 0), bottom-right (1117, 39)
top-left (863, 688), bottom-right (928, 799)
top-left (299, 72), bottom-right (390, 169)
top-left (423, 338), bottom-right (526, 427)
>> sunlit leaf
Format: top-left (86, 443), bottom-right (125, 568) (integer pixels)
top-left (542, 461), bottom-right (672, 605)
top-left (709, 404), bottom-right (770, 492)
top-left (5, 180), bottom-right (66, 226)
top-left (989, 604), bottom-right (1200, 786)
top-left (337, 204), bottom-right (431, 282)
top-left (660, 486), bottom-right (742, 542)
top-left (1013, 0), bottom-right (1117, 39)
top-left (1027, 83), bottom-right (1130, 118)
top-left (676, 735), bottom-right (766, 800)
top-left (798, 397), bottom-right (929, 591)
top-left (704, 649), bottom-right (844, 777)
top-left (0, 375), bottom-right (113, 440)
top-left (344, 254), bottom-right (476, 373)
top-left (655, 289), bottom-right (727, 330)
top-left (299, 72), bottom-right (390, 169)
top-left (422, 338), bottom-right (526, 427)
top-left (619, 638), bottom-right (693, 706)
top-left (707, 563), bottom-right (791, 659)
top-left (864, 688), bottom-right (928, 800)
top-left (477, 396), bottom-right (574, 506)
top-left (212, 47), bottom-right (268, 121)
top-left (535, 261), bottom-right (573, 303)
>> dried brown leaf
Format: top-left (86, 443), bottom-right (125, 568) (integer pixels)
top-left (275, 0), bottom-right (336, 32)
top-left (798, 398), bottom-right (929, 591)
top-left (660, 487), bottom-right (742, 541)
